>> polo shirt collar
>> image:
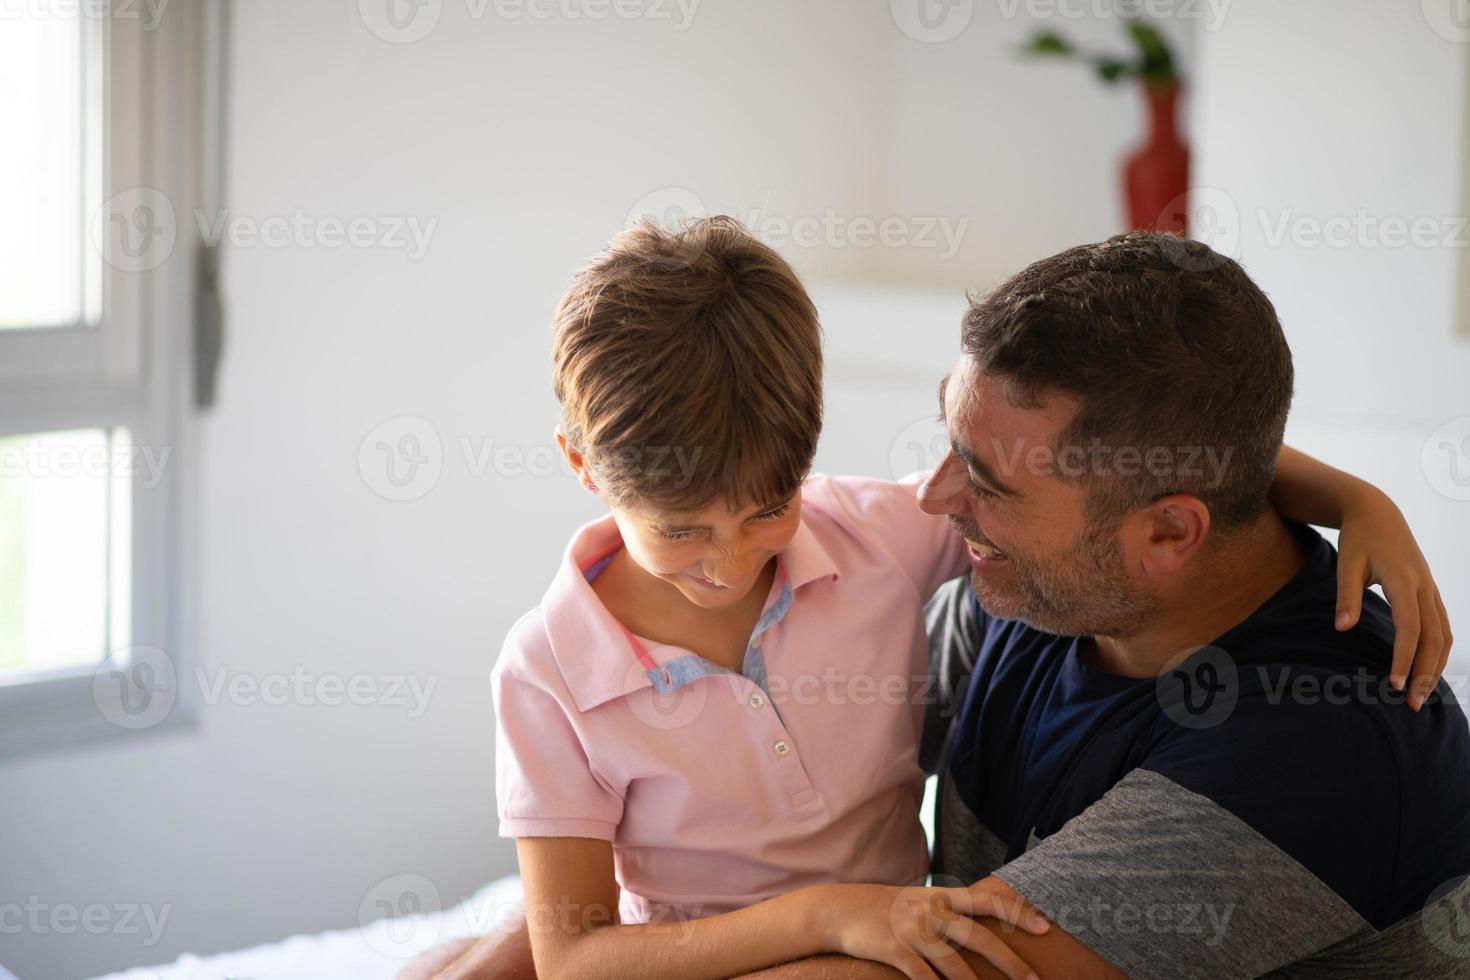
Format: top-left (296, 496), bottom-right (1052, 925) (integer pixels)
top-left (782, 515), bottom-right (841, 590)
top-left (542, 515), bottom-right (650, 713)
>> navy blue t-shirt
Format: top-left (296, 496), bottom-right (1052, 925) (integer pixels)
top-left (922, 523), bottom-right (1470, 978)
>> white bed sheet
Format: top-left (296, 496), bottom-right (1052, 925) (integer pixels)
top-left (83, 875), bottom-right (525, 980)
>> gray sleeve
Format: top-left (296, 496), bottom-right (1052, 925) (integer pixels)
top-left (920, 577), bottom-right (982, 776)
top-left (993, 769), bottom-right (1371, 980)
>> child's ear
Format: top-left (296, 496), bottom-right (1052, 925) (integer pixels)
top-left (555, 428), bottom-right (595, 491)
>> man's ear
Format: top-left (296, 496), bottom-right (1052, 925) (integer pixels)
top-left (1126, 494), bottom-right (1211, 577)
top-left (555, 428), bottom-right (594, 491)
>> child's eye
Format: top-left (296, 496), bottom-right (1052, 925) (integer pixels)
top-left (658, 503), bottom-right (789, 541)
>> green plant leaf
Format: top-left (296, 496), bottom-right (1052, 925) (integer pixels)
top-left (1095, 58), bottom-right (1130, 84)
top-left (1126, 22), bottom-right (1176, 82)
top-left (1021, 30), bottom-right (1075, 56)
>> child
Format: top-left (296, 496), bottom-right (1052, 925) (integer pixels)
top-left (488, 217), bottom-right (1447, 980)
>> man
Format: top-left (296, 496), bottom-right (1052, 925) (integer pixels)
top-left (413, 232), bottom-right (1469, 978)
top-left (749, 230), bottom-right (1470, 977)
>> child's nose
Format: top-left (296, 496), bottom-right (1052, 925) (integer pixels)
top-left (710, 542), bottom-right (757, 582)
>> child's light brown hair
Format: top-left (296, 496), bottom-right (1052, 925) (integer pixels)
top-left (552, 216), bottom-right (823, 513)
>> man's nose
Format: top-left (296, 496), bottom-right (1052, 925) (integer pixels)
top-left (918, 454), bottom-right (968, 516)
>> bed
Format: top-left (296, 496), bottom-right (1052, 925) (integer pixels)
top-left (83, 875), bottom-right (525, 980)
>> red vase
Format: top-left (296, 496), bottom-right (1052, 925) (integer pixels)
top-left (1124, 80), bottom-right (1190, 235)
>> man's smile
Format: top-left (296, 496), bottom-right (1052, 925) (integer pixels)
top-left (950, 518), bottom-right (1009, 561)
top-left (966, 536), bottom-right (1008, 561)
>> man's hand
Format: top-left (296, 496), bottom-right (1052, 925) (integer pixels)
top-left (818, 881), bottom-right (1049, 980)
top-left (395, 912), bottom-right (536, 980)
top-left (739, 878), bottom-right (1123, 980)
top-left (397, 937), bottom-right (480, 980)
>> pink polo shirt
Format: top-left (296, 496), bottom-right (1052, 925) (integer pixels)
top-left (491, 473), bottom-right (966, 923)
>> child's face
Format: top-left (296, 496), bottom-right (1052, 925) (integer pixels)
top-left (608, 489), bottom-right (802, 610)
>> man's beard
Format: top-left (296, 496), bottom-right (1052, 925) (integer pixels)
top-left (954, 517), bottom-right (1158, 637)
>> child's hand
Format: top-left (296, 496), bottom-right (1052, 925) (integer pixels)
top-left (816, 882), bottom-right (1049, 980)
top-left (1335, 487), bottom-right (1454, 710)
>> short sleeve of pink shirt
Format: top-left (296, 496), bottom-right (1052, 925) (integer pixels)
top-left (492, 610), bottom-right (626, 840)
top-left (490, 471), bottom-right (967, 920)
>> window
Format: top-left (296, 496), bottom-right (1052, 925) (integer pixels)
top-left (0, 427), bottom-right (132, 683)
top-left (0, 2), bottom-right (217, 755)
top-left (0, 10), bottom-right (101, 331)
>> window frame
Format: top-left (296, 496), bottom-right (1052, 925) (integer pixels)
top-left (0, 0), bottom-right (219, 758)
top-left (0, 9), bottom-right (142, 388)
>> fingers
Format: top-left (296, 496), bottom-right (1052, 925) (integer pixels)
top-left (920, 892), bottom-right (1040, 980)
top-left (1402, 584), bottom-right (1448, 710)
top-left (924, 941), bottom-right (981, 980)
top-left (1335, 553), bottom-right (1368, 631)
top-left (1388, 597), bottom-right (1422, 697)
top-left (892, 950), bottom-right (943, 980)
top-left (1402, 588), bottom-right (1452, 712)
top-left (1438, 590), bottom-right (1454, 676)
top-left (946, 886), bottom-right (1050, 935)
top-left (936, 909), bottom-right (1038, 980)
top-left (395, 936), bottom-right (479, 980)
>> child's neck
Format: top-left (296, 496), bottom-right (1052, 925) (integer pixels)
top-left (594, 550), bottom-right (778, 673)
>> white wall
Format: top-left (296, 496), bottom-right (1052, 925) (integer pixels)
top-left (1189, 0), bottom-right (1470, 677)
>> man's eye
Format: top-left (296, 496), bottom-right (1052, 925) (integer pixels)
top-left (967, 475), bottom-right (996, 500)
top-left (660, 529), bottom-right (699, 541)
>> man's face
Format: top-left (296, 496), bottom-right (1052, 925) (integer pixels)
top-left (917, 355), bottom-right (1159, 637)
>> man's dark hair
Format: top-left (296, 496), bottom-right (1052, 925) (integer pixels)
top-left (962, 231), bottom-right (1293, 531)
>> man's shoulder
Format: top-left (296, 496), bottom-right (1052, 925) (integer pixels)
top-left (1144, 656), bottom-right (1470, 929)
top-left (1161, 570), bottom-right (1470, 830)
top-left (1219, 523), bottom-right (1398, 675)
